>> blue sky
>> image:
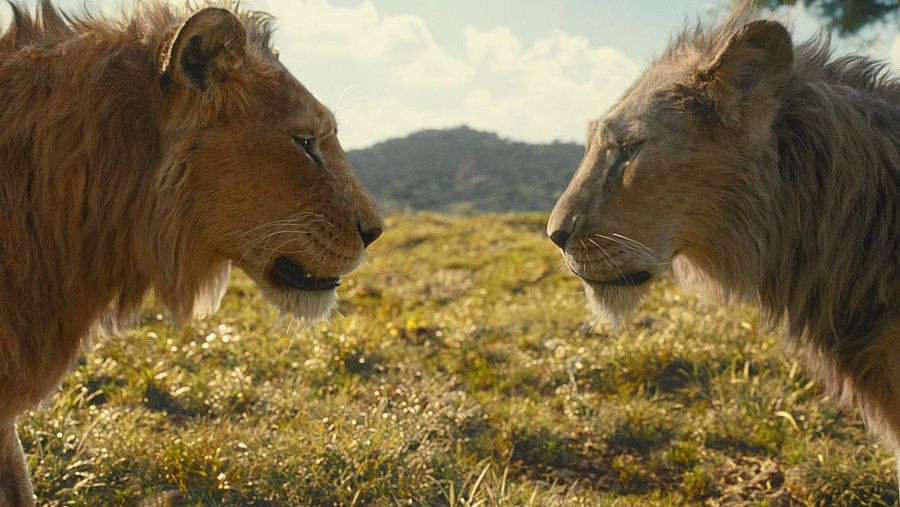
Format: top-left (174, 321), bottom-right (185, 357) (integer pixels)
top-left (9, 1), bottom-right (900, 148)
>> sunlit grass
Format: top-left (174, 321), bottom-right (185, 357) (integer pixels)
top-left (22, 213), bottom-right (897, 506)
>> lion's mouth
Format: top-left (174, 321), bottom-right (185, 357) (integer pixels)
top-left (269, 256), bottom-right (340, 291)
top-left (576, 270), bottom-right (652, 287)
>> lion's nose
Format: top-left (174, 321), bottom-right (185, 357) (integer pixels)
top-left (358, 223), bottom-right (383, 248)
top-left (549, 230), bottom-right (570, 250)
top-left (547, 211), bottom-right (583, 251)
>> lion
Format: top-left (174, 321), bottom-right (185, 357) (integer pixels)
top-left (0, 1), bottom-right (383, 504)
top-left (548, 5), bottom-right (900, 491)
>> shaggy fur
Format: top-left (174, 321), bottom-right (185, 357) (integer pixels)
top-left (548, 5), bottom-right (900, 488)
top-left (0, 1), bottom-right (382, 504)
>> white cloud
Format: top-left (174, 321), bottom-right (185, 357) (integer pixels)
top-left (269, 0), bottom-right (431, 60)
top-left (258, 0), bottom-right (640, 149)
top-left (460, 27), bottom-right (640, 141)
top-left (390, 46), bottom-right (474, 88)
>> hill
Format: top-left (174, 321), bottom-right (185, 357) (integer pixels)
top-left (347, 127), bottom-right (582, 213)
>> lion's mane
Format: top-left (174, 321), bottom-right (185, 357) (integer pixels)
top-left (0, 0), bottom-right (271, 417)
top-left (665, 7), bottom-right (900, 438)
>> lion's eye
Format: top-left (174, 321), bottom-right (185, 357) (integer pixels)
top-left (604, 141), bottom-right (644, 185)
top-left (292, 135), bottom-right (319, 163)
top-left (619, 141), bottom-right (643, 164)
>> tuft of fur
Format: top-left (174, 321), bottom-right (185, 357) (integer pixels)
top-left (261, 287), bottom-right (339, 323)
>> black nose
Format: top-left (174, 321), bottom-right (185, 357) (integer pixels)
top-left (358, 225), bottom-right (383, 248)
top-left (549, 230), bottom-right (570, 250)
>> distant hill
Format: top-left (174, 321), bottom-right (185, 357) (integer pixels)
top-left (347, 126), bottom-right (582, 213)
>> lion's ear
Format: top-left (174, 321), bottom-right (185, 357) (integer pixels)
top-left (160, 8), bottom-right (247, 90)
top-left (698, 20), bottom-right (793, 107)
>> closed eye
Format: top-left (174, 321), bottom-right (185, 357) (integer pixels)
top-left (292, 135), bottom-right (321, 164)
top-left (619, 141), bottom-right (643, 164)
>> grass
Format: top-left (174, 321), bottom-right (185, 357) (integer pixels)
top-left (22, 213), bottom-right (897, 506)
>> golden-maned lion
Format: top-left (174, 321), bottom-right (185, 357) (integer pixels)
top-left (0, 1), bottom-right (382, 504)
top-left (548, 6), bottom-right (900, 490)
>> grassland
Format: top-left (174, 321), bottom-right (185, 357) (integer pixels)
top-left (22, 214), bottom-right (897, 506)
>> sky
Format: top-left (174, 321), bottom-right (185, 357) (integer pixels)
top-left (8, 0), bottom-right (900, 149)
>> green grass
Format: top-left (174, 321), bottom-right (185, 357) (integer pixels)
top-left (22, 213), bottom-right (897, 506)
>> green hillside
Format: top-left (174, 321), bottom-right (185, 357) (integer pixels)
top-left (348, 127), bottom-right (582, 213)
top-left (23, 214), bottom-right (896, 506)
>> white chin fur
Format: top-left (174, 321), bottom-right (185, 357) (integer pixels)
top-left (261, 286), bottom-right (338, 322)
top-left (584, 282), bottom-right (648, 326)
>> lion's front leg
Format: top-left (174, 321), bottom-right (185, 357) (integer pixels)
top-left (0, 421), bottom-right (33, 507)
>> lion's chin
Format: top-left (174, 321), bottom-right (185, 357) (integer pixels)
top-left (260, 286), bottom-right (338, 322)
top-left (583, 282), bottom-right (650, 327)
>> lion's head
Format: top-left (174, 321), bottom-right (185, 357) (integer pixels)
top-left (158, 8), bottom-right (382, 321)
top-left (547, 15), bottom-right (793, 321)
